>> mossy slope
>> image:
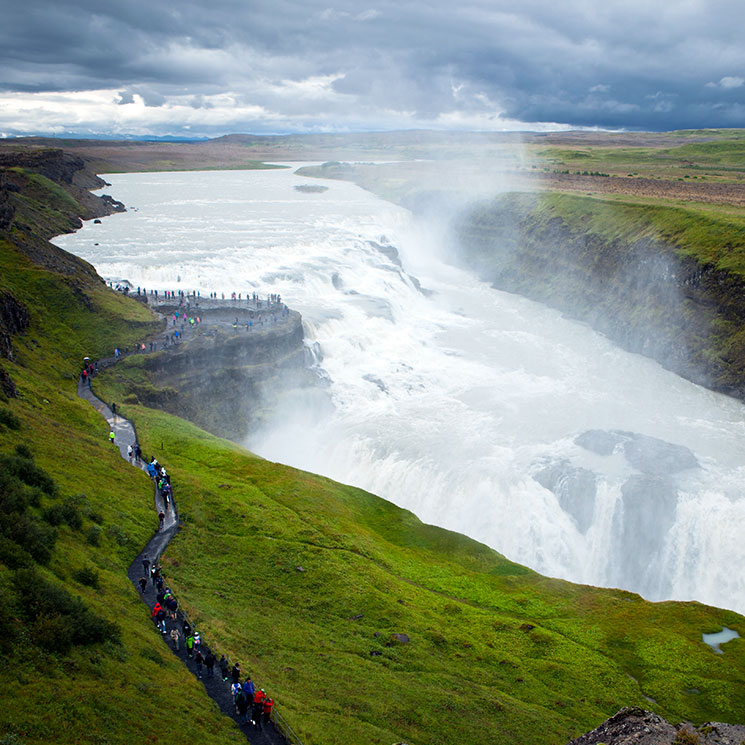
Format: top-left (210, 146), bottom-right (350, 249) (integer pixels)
top-left (0, 165), bottom-right (244, 745)
top-left (90, 390), bottom-right (745, 745)
top-left (1, 146), bottom-right (744, 745)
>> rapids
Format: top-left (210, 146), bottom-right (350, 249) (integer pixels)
top-left (53, 166), bottom-right (745, 613)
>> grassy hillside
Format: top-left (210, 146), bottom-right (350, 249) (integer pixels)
top-left (91, 374), bottom-right (745, 745)
top-left (2, 141), bottom-right (745, 745)
top-left (0, 169), bottom-right (246, 745)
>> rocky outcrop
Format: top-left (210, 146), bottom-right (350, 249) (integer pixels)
top-left (0, 147), bottom-right (124, 280)
top-left (0, 291), bottom-right (28, 361)
top-left (125, 307), bottom-right (318, 442)
top-left (533, 461), bottom-right (597, 533)
top-left (456, 194), bottom-right (745, 400)
top-left (0, 290), bottom-right (28, 399)
top-left (568, 707), bottom-right (745, 745)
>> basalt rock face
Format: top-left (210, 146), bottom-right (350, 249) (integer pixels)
top-left (456, 194), bottom-right (745, 401)
top-left (568, 707), bottom-right (745, 745)
top-left (0, 290), bottom-right (30, 398)
top-left (0, 291), bottom-right (29, 360)
top-left (134, 309), bottom-right (319, 442)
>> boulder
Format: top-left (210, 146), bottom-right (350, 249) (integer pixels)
top-left (533, 460), bottom-right (597, 533)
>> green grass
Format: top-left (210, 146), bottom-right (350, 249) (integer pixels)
top-left (0, 175), bottom-right (244, 744)
top-left (3, 141), bottom-right (745, 745)
top-left (514, 192), bottom-right (745, 276)
top-left (534, 135), bottom-right (745, 182)
top-left (87, 388), bottom-right (745, 745)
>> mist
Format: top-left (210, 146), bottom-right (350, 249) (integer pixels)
top-left (53, 161), bottom-right (745, 614)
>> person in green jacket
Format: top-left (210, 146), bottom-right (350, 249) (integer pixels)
top-left (185, 633), bottom-right (195, 658)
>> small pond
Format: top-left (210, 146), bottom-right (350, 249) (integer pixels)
top-left (702, 626), bottom-right (740, 654)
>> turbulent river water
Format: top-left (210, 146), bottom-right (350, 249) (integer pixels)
top-left (54, 166), bottom-right (745, 614)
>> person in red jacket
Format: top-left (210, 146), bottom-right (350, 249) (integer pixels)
top-left (252, 689), bottom-right (265, 729)
top-left (262, 695), bottom-right (273, 726)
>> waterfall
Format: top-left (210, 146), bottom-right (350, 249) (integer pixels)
top-left (53, 167), bottom-right (745, 614)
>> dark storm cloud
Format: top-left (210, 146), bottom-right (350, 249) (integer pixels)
top-left (2, 0), bottom-right (745, 134)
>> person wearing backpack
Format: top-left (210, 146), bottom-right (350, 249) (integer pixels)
top-left (170, 627), bottom-right (180, 651)
top-left (243, 677), bottom-right (255, 700)
top-left (252, 690), bottom-right (265, 730)
top-left (231, 662), bottom-right (241, 684)
top-left (262, 695), bottom-right (274, 726)
top-left (231, 682), bottom-right (243, 712)
top-left (236, 691), bottom-right (250, 723)
top-left (156, 607), bottom-right (167, 634)
top-left (195, 650), bottom-right (204, 679)
top-left (185, 633), bottom-right (195, 658)
top-left (219, 655), bottom-right (229, 681)
top-left (205, 651), bottom-right (215, 678)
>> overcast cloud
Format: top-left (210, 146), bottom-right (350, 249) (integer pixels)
top-left (2, 0), bottom-right (744, 136)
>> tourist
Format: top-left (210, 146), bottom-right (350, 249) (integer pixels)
top-left (170, 627), bottom-right (180, 651)
top-left (205, 651), bottom-right (215, 678)
top-left (219, 655), bottom-right (229, 681)
top-left (231, 662), bottom-right (241, 684)
top-left (236, 691), bottom-right (250, 723)
top-left (262, 695), bottom-right (274, 726)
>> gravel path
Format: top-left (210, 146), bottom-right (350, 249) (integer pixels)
top-left (78, 377), bottom-right (287, 745)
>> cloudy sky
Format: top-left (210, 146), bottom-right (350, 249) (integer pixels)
top-left (2, 0), bottom-right (744, 137)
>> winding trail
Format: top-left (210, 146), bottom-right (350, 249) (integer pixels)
top-left (78, 378), bottom-right (286, 745)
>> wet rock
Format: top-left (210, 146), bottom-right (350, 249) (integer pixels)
top-left (369, 650), bottom-right (382, 656)
top-left (575, 429), bottom-right (625, 455)
top-left (363, 374), bottom-right (388, 393)
top-left (350, 613), bottom-right (364, 621)
top-left (608, 474), bottom-right (678, 593)
top-left (368, 239), bottom-right (402, 267)
top-left (533, 460), bottom-right (597, 533)
top-left (576, 429), bottom-right (698, 475)
top-left (392, 633), bottom-right (410, 643)
top-left (0, 366), bottom-right (16, 398)
top-left (621, 432), bottom-right (698, 476)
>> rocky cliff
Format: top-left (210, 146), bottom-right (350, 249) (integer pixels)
top-left (117, 304), bottom-right (318, 442)
top-left (456, 193), bottom-right (745, 399)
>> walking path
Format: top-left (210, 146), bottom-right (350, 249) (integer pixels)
top-left (77, 378), bottom-right (288, 745)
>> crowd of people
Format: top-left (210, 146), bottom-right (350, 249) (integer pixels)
top-left (138, 457), bottom-right (276, 734)
top-left (84, 291), bottom-right (284, 740)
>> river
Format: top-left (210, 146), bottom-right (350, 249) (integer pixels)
top-left (53, 166), bottom-right (745, 614)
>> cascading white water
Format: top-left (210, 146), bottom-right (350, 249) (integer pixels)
top-left (54, 166), bottom-right (745, 614)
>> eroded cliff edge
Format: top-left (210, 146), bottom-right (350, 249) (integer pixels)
top-left (454, 192), bottom-right (745, 399)
top-left (108, 301), bottom-right (318, 443)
